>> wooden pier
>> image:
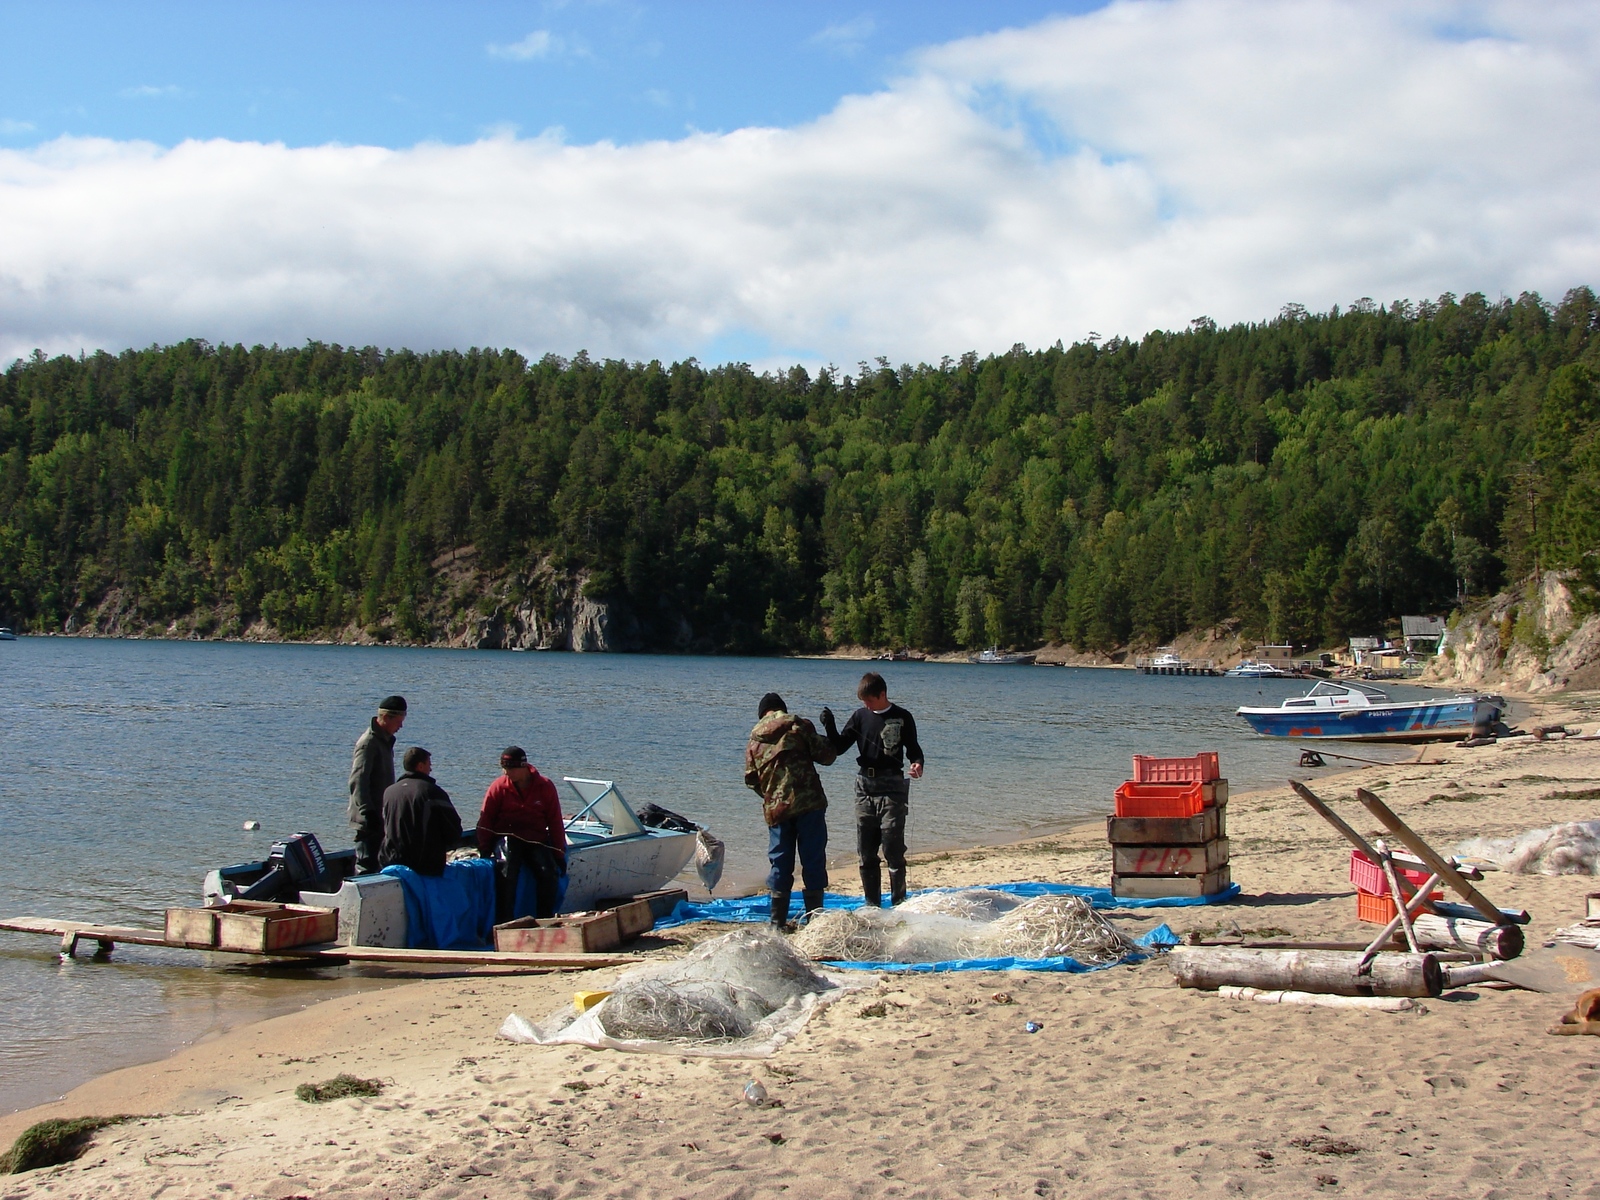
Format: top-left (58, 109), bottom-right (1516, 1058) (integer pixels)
top-left (1134, 657), bottom-right (1220, 676)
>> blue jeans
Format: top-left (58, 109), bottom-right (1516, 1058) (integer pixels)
top-left (767, 807), bottom-right (829, 893)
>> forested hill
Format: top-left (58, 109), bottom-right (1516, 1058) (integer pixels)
top-left (2, 289), bottom-right (1598, 654)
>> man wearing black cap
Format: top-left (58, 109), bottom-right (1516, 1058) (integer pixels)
top-left (477, 746), bottom-right (567, 921)
top-left (348, 695), bottom-right (406, 874)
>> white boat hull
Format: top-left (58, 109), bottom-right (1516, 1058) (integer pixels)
top-left (560, 829), bottom-right (697, 912)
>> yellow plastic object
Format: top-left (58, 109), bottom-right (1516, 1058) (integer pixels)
top-left (573, 990), bottom-right (612, 1013)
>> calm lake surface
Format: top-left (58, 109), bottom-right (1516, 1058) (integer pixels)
top-left (0, 636), bottom-right (1441, 1113)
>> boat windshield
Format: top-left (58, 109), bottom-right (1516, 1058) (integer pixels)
top-left (562, 778), bottom-right (647, 838)
top-left (1307, 680), bottom-right (1388, 701)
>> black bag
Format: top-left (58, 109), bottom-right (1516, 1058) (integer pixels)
top-left (635, 803), bottom-right (699, 833)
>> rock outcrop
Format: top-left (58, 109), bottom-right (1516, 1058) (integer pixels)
top-left (465, 567), bottom-right (642, 653)
top-left (1424, 572), bottom-right (1600, 693)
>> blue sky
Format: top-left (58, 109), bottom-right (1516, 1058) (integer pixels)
top-left (1, 2), bottom-right (1596, 369)
top-left (0, 1), bottom-right (1104, 149)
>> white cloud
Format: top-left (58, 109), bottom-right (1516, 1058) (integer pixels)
top-left (3, 0), bottom-right (1600, 370)
top-left (119, 84), bottom-right (183, 99)
top-left (488, 30), bottom-right (560, 60)
top-left (809, 15), bottom-right (877, 56)
top-left (0, 118), bottom-right (36, 134)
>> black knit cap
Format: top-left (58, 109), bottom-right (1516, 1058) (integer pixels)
top-left (378, 695), bottom-right (408, 713)
top-left (500, 745), bottom-right (528, 768)
top-left (758, 692), bottom-right (786, 718)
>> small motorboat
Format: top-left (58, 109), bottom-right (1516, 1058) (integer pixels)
top-left (969, 647), bottom-right (1037, 665)
top-left (1237, 680), bottom-right (1502, 742)
top-left (204, 777), bottom-right (701, 945)
top-left (0, 627), bottom-right (16, 641)
top-left (1225, 659), bottom-right (1293, 678)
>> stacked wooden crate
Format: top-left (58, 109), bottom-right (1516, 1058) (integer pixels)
top-left (1109, 753), bottom-right (1231, 898)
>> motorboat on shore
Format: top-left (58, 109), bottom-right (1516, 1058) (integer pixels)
top-left (1236, 680), bottom-right (1503, 742)
top-left (1225, 659), bottom-right (1294, 678)
top-left (969, 647), bottom-right (1038, 665)
top-left (203, 778), bottom-right (700, 945)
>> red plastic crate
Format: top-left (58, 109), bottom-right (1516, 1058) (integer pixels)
top-left (1349, 850), bottom-right (1433, 897)
top-left (1114, 780), bottom-right (1205, 819)
top-left (1131, 752), bottom-right (1220, 784)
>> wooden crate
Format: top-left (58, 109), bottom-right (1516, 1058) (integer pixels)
top-left (1111, 867), bottom-right (1232, 899)
top-left (494, 910), bottom-right (621, 954)
top-left (606, 899), bottom-right (656, 940)
top-left (597, 888), bottom-right (687, 922)
top-left (1112, 838), bottom-right (1229, 877)
top-left (1106, 805), bottom-right (1224, 846)
top-left (215, 903), bottom-right (338, 953)
top-left (165, 906), bottom-right (222, 949)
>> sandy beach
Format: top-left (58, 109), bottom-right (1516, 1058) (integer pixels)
top-left (5, 696), bottom-right (1600, 1198)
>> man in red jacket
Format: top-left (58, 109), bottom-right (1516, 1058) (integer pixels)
top-left (477, 746), bottom-right (568, 921)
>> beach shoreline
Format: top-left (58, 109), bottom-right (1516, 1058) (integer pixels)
top-left (5, 694), bottom-right (1599, 1196)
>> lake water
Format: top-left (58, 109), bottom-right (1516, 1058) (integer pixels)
top-left (0, 637), bottom-right (1437, 1113)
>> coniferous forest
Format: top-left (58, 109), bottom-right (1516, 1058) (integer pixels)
top-left (2, 289), bottom-right (1598, 653)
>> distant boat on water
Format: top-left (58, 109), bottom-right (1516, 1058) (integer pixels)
top-left (969, 647), bottom-right (1037, 665)
top-left (1237, 679), bottom-right (1502, 742)
top-left (0, 627), bottom-right (16, 641)
top-left (1225, 659), bottom-right (1293, 678)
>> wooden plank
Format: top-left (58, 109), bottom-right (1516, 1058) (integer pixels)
top-left (1112, 839), bottom-right (1229, 876)
top-left (1106, 808), bottom-right (1222, 846)
top-left (1353, 788), bottom-right (1507, 925)
top-left (1, 917), bottom-right (170, 946)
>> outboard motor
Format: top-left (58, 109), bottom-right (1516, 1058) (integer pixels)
top-left (238, 831), bottom-right (332, 902)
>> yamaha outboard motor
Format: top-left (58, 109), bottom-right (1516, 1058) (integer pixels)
top-left (238, 831), bottom-right (332, 902)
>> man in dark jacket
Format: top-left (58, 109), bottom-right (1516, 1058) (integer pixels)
top-left (477, 745), bottom-right (567, 921)
top-left (379, 746), bottom-right (462, 876)
top-left (744, 691), bottom-right (836, 930)
top-left (823, 672), bottom-right (924, 908)
top-left (348, 695), bottom-right (406, 874)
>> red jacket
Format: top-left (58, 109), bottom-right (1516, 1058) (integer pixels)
top-left (476, 771), bottom-right (567, 856)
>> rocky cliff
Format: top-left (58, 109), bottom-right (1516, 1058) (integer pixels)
top-left (1424, 572), bottom-right (1600, 694)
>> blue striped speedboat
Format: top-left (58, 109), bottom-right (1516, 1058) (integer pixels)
top-left (1237, 680), bottom-right (1502, 742)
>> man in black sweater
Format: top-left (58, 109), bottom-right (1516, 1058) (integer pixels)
top-left (822, 672), bottom-right (924, 908)
top-left (379, 746), bottom-right (463, 876)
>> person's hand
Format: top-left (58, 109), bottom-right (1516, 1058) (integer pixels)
top-left (909, 762), bottom-right (924, 780)
top-left (820, 706), bottom-right (836, 730)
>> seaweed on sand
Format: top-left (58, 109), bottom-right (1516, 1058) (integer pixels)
top-left (295, 1073), bottom-right (385, 1103)
top-left (1, 1115), bottom-right (134, 1174)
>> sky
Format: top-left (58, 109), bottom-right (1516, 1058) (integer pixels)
top-left (1, 0), bottom-right (1598, 370)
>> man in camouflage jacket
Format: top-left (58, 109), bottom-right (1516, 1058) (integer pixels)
top-left (744, 691), bottom-right (837, 929)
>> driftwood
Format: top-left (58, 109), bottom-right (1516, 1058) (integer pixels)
top-left (1409, 913), bottom-right (1524, 960)
top-left (1217, 985), bottom-right (1419, 1012)
top-left (1170, 946), bottom-right (1442, 997)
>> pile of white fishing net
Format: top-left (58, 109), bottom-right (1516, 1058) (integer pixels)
top-left (790, 889), bottom-right (1141, 965)
top-left (1455, 820), bottom-right (1600, 875)
top-left (498, 927), bottom-right (858, 1057)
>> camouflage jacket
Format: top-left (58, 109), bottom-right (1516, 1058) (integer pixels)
top-left (744, 711), bottom-right (837, 826)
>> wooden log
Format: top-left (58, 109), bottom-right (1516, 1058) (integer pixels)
top-left (1379, 845), bottom-right (1423, 954)
top-left (1353, 788), bottom-right (1507, 925)
top-left (1169, 945), bottom-right (1442, 997)
top-left (1410, 913), bottom-right (1523, 960)
top-left (1289, 782), bottom-right (1415, 899)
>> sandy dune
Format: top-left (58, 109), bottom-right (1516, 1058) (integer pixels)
top-left (5, 703), bottom-right (1600, 1198)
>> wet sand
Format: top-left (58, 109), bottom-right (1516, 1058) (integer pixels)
top-left (5, 697), bottom-right (1600, 1198)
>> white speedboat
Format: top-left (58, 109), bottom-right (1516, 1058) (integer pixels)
top-left (969, 647), bottom-right (1038, 665)
top-left (203, 777), bottom-right (700, 946)
top-left (1237, 680), bottom-right (1502, 742)
top-left (1225, 659), bottom-right (1293, 678)
top-left (0, 627), bottom-right (16, 641)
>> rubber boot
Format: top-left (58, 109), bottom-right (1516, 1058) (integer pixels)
top-left (888, 869), bottom-right (907, 907)
top-left (769, 890), bottom-right (793, 931)
top-left (802, 889), bottom-right (825, 918)
top-left (859, 862), bottom-right (882, 909)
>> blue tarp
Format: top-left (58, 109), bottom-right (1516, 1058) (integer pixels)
top-left (382, 858), bottom-right (497, 950)
top-left (655, 880), bottom-right (1239, 930)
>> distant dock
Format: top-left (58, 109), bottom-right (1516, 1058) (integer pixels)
top-left (1134, 656), bottom-right (1220, 676)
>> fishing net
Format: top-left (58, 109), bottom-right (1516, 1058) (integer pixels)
top-left (1455, 821), bottom-right (1600, 875)
top-left (499, 927), bottom-right (858, 1057)
top-left (790, 891), bottom-right (1142, 964)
